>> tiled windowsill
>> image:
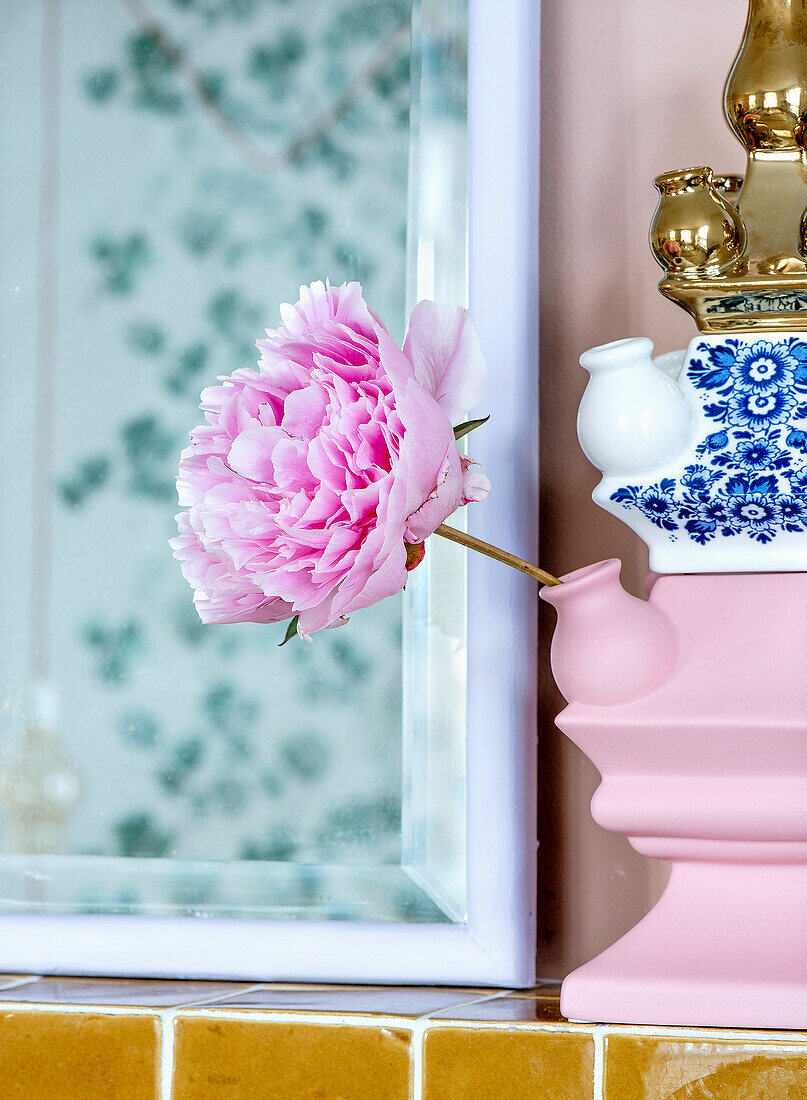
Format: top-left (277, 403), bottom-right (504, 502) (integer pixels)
top-left (0, 975), bottom-right (803, 1098)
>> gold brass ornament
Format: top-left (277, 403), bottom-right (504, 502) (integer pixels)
top-left (654, 0), bottom-right (807, 332)
top-left (712, 174), bottom-right (745, 201)
top-left (650, 167), bottom-right (747, 278)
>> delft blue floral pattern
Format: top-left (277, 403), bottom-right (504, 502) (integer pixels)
top-left (612, 338), bottom-right (807, 544)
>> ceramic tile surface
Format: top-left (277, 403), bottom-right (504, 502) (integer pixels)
top-left (199, 983), bottom-right (492, 1016)
top-left (0, 977), bottom-right (802, 1100)
top-left (0, 976), bottom-right (257, 1006)
top-left (0, 1010), bottom-right (160, 1099)
top-left (171, 1017), bottom-right (412, 1099)
top-left (0, 974), bottom-right (39, 988)
top-left (428, 988), bottom-right (571, 1023)
top-left (422, 1027), bottom-right (595, 1100)
top-left (604, 1035), bottom-right (807, 1099)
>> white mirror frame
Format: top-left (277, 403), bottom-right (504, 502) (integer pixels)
top-left (0, 0), bottom-right (540, 986)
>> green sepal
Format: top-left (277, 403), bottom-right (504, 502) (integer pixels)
top-left (453, 415), bottom-right (490, 441)
top-left (279, 615), bottom-right (299, 646)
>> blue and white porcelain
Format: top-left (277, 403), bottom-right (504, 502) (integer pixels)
top-left (578, 332), bottom-right (807, 573)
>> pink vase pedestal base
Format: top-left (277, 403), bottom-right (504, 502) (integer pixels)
top-left (562, 853), bottom-right (807, 1029)
top-left (541, 562), bottom-right (807, 1030)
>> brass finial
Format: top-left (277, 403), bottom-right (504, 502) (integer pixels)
top-left (654, 0), bottom-right (807, 332)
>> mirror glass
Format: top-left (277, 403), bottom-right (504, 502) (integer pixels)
top-left (0, 0), bottom-right (467, 922)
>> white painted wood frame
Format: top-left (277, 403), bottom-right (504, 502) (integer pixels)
top-left (0, 0), bottom-right (540, 986)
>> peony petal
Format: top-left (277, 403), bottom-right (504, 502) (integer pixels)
top-left (460, 454), bottom-right (492, 503)
top-left (374, 323), bottom-right (415, 401)
top-left (227, 426), bottom-right (286, 482)
top-left (397, 376), bottom-right (463, 540)
top-left (281, 383), bottom-right (328, 440)
top-left (403, 300), bottom-right (486, 424)
top-left (404, 446), bottom-right (463, 543)
top-left (174, 281), bottom-right (488, 634)
top-left (170, 513), bottom-right (293, 625)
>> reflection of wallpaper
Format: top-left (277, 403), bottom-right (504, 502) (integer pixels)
top-left (2, 0), bottom-right (415, 888)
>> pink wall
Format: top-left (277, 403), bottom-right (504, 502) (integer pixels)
top-left (537, 0), bottom-right (748, 978)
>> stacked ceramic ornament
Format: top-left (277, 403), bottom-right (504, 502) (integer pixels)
top-left (543, 0), bottom-right (807, 1030)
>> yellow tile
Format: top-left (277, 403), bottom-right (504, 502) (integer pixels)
top-left (422, 1026), bottom-right (594, 1100)
top-left (605, 1035), bottom-right (807, 1099)
top-left (172, 1017), bottom-right (412, 1099)
top-left (0, 1010), bottom-right (160, 1099)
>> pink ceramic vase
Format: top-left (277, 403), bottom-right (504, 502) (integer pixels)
top-left (541, 562), bottom-right (807, 1029)
top-left (540, 559), bottom-right (677, 706)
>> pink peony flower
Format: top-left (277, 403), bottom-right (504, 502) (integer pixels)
top-left (171, 281), bottom-right (489, 637)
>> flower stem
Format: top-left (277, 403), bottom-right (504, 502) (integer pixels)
top-left (434, 525), bottom-right (562, 587)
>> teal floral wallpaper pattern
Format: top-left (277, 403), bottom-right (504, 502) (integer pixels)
top-left (0, 0), bottom-right (469, 920)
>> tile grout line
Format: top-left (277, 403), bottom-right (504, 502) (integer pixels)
top-left (409, 1017), bottom-right (428, 1100)
top-left (592, 1025), bottom-right (607, 1100)
top-left (159, 1009), bottom-right (176, 1100)
top-left (592, 1022), bottom-right (807, 1043)
top-left (414, 989), bottom-right (515, 1023)
top-left (177, 982), bottom-right (267, 1010)
top-left (0, 976), bottom-right (43, 993)
top-left (149, 1006), bottom-right (595, 1034)
top-left (0, 997), bottom-right (799, 1046)
top-left (0, 1002), bottom-right (161, 1016)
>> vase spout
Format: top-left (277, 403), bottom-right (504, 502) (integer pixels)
top-left (577, 337), bottom-right (694, 477)
top-left (540, 559), bottom-right (678, 707)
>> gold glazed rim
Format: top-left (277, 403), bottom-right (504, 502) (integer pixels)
top-left (653, 166), bottom-right (714, 195)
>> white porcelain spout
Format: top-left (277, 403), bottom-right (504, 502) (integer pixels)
top-left (577, 337), bottom-right (694, 476)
